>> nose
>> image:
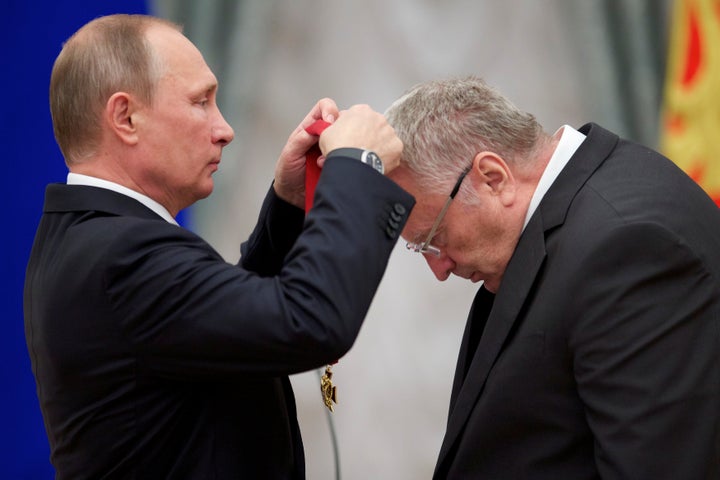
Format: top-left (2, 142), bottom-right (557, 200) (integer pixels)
top-left (424, 252), bottom-right (454, 281)
top-left (213, 109), bottom-right (235, 146)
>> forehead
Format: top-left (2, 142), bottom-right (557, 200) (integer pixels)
top-left (391, 169), bottom-right (448, 238)
top-left (404, 203), bottom-right (440, 240)
top-left (147, 25), bottom-right (217, 90)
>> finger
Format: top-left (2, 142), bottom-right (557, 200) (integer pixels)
top-left (316, 97), bottom-right (338, 123)
top-left (302, 98), bottom-right (338, 129)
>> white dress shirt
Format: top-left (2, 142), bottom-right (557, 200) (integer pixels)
top-left (67, 172), bottom-right (179, 225)
top-left (522, 125), bottom-right (586, 230)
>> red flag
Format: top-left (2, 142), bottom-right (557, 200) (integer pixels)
top-left (660, 0), bottom-right (720, 206)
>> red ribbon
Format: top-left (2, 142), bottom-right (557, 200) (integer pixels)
top-left (304, 119), bottom-right (338, 366)
top-left (304, 119), bottom-right (331, 212)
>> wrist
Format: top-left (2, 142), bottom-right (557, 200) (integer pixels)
top-left (272, 181), bottom-right (304, 210)
top-left (327, 148), bottom-right (384, 174)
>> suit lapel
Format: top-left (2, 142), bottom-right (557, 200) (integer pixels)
top-left (434, 123), bottom-right (619, 475)
top-left (447, 287), bottom-right (494, 413)
top-left (435, 215), bottom-right (547, 469)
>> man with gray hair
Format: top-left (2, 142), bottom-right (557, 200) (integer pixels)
top-left (386, 76), bottom-right (720, 479)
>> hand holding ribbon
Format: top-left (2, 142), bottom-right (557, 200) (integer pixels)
top-left (304, 119), bottom-right (331, 212)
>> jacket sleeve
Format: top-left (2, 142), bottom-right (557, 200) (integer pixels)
top-left (104, 156), bottom-right (415, 379)
top-left (239, 184), bottom-right (305, 277)
top-left (566, 221), bottom-right (720, 479)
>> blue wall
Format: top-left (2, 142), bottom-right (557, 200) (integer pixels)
top-left (2, 2), bottom-right (152, 477)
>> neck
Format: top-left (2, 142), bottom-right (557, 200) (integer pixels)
top-left (69, 161), bottom-right (179, 217)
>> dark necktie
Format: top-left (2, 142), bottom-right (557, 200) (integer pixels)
top-left (462, 286), bottom-right (495, 383)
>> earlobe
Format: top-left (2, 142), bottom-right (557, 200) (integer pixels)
top-left (471, 152), bottom-right (516, 205)
top-left (106, 92), bottom-right (139, 145)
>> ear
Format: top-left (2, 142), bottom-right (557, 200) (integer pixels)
top-left (105, 92), bottom-right (139, 146)
top-left (470, 152), bottom-right (516, 206)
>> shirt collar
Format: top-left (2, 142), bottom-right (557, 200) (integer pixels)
top-left (522, 125), bottom-right (586, 230)
top-left (66, 172), bottom-right (179, 225)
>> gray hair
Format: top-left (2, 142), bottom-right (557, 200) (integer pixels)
top-left (49, 14), bottom-right (180, 164)
top-left (385, 76), bottom-right (545, 198)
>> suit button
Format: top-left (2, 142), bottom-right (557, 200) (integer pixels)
top-left (388, 218), bottom-right (400, 230)
top-left (393, 203), bottom-right (406, 215)
top-left (390, 211), bottom-right (403, 222)
top-left (385, 226), bottom-right (398, 239)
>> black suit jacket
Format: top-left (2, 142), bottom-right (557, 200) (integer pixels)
top-left (435, 124), bottom-right (720, 479)
top-left (24, 155), bottom-right (414, 479)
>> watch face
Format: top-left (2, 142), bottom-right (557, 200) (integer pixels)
top-left (363, 150), bottom-right (383, 174)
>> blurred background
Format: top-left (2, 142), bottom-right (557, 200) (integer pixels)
top-left (5, 0), bottom-right (718, 478)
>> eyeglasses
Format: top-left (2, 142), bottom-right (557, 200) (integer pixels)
top-left (406, 165), bottom-right (472, 257)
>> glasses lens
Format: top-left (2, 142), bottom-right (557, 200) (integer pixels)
top-left (405, 242), bottom-right (441, 257)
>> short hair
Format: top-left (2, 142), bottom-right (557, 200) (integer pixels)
top-left (385, 76), bottom-right (544, 197)
top-left (49, 14), bottom-right (182, 164)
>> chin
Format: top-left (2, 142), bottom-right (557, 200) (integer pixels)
top-left (198, 181), bottom-right (214, 199)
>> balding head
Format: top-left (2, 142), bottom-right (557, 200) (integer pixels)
top-left (49, 14), bottom-right (181, 164)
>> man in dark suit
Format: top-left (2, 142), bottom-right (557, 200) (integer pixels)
top-left (24, 14), bottom-right (414, 479)
top-left (386, 76), bottom-right (720, 479)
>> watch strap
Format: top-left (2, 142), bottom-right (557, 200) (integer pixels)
top-left (327, 148), bottom-right (384, 174)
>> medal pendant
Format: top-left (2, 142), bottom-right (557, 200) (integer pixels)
top-left (320, 364), bottom-right (338, 412)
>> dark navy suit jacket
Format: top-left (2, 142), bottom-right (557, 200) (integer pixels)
top-left (24, 154), bottom-right (414, 479)
top-left (435, 124), bottom-right (720, 479)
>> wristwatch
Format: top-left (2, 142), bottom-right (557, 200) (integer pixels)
top-left (360, 150), bottom-right (384, 175)
top-left (327, 148), bottom-right (385, 175)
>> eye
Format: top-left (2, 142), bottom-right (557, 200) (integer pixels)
top-left (430, 228), bottom-right (447, 247)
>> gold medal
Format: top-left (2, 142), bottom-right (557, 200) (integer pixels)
top-left (320, 364), bottom-right (338, 412)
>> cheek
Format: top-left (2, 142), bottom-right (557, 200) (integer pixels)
top-left (445, 226), bottom-right (490, 267)
top-left (444, 220), bottom-right (472, 249)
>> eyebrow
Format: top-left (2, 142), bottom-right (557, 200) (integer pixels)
top-left (200, 82), bottom-right (218, 95)
top-left (190, 77), bottom-right (218, 95)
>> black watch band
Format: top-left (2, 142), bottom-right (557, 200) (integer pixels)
top-left (327, 148), bottom-right (384, 175)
